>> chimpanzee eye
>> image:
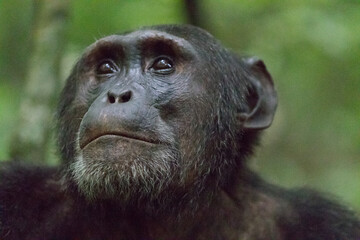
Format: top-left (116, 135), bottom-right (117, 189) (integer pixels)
top-left (96, 60), bottom-right (119, 75)
top-left (150, 57), bottom-right (174, 74)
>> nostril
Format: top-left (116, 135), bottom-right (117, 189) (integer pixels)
top-left (107, 89), bottom-right (132, 104)
top-left (108, 94), bottom-right (116, 104)
top-left (119, 91), bottom-right (132, 103)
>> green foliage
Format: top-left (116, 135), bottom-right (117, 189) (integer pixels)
top-left (0, 82), bottom-right (19, 160)
top-left (68, 0), bottom-right (184, 47)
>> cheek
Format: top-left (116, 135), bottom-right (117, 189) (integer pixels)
top-left (75, 74), bottom-right (103, 106)
top-left (174, 108), bottom-right (215, 180)
top-left (58, 104), bottom-right (88, 161)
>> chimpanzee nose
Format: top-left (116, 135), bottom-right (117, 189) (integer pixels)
top-left (107, 89), bottom-right (133, 104)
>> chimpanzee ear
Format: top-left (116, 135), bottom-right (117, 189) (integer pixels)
top-left (237, 57), bottom-right (277, 130)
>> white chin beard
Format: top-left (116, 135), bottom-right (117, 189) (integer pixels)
top-left (70, 149), bottom-right (180, 203)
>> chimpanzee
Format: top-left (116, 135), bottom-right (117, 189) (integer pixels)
top-left (0, 24), bottom-right (359, 240)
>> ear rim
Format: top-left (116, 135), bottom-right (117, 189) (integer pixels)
top-left (238, 57), bottom-right (277, 130)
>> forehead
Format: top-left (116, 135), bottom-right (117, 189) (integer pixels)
top-left (86, 30), bottom-right (196, 55)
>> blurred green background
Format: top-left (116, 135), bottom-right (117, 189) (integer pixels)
top-left (0, 0), bottom-right (359, 209)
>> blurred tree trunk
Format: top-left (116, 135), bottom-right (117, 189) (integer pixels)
top-left (184, 0), bottom-right (202, 27)
top-left (10, 0), bottom-right (70, 163)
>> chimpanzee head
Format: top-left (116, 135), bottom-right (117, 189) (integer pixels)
top-left (56, 25), bottom-right (276, 209)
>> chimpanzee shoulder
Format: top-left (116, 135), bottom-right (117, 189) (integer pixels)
top-left (280, 188), bottom-right (360, 239)
top-left (0, 162), bottom-right (77, 239)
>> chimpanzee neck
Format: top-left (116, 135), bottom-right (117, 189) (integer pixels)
top-left (68, 170), bottom-right (287, 240)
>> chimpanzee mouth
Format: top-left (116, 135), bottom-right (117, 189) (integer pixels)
top-left (80, 132), bottom-right (161, 150)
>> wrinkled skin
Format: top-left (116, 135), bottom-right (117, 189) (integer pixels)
top-left (0, 25), bottom-right (359, 240)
